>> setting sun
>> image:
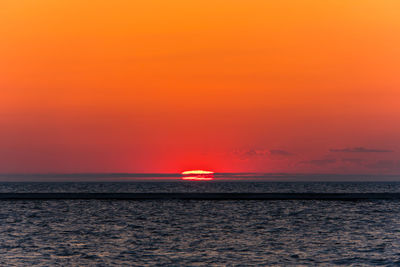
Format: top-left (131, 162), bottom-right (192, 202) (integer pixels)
top-left (181, 170), bottom-right (214, 175)
top-left (181, 170), bottom-right (214, 181)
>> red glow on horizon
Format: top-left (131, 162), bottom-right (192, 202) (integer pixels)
top-left (181, 170), bottom-right (214, 175)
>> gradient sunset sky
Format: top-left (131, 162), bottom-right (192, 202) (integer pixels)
top-left (1, 0), bottom-right (399, 174)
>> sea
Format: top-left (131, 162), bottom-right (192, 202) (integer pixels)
top-left (1, 173), bottom-right (400, 266)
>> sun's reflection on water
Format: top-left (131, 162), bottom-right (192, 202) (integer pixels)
top-left (181, 176), bottom-right (214, 181)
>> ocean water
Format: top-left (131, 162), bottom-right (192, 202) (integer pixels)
top-left (1, 180), bottom-right (400, 266)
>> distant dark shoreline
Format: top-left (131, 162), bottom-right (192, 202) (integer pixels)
top-left (0, 173), bottom-right (399, 182)
top-left (2, 193), bottom-right (400, 200)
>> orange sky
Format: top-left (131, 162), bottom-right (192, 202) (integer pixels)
top-left (1, 0), bottom-right (400, 173)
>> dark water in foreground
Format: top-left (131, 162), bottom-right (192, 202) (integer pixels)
top-left (1, 181), bottom-right (400, 266)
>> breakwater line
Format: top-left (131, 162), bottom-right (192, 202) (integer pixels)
top-left (1, 193), bottom-right (400, 200)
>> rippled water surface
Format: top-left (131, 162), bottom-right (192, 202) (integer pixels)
top-left (1, 182), bottom-right (400, 266)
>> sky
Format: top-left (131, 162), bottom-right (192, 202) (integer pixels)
top-left (1, 0), bottom-right (400, 174)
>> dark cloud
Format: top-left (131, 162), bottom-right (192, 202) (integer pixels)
top-left (233, 149), bottom-right (268, 160)
top-left (242, 149), bottom-right (268, 157)
top-left (269, 150), bottom-right (294, 156)
top-left (330, 147), bottom-right (394, 153)
top-left (364, 160), bottom-right (400, 170)
top-left (234, 149), bottom-right (295, 160)
top-left (300, 158), bottom-right (336, 166)
top-left (341, 158), bottom-right (364, 164)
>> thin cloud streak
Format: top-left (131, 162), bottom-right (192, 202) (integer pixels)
top-left (364, 160), bottom-right (400, 170)
top-left (330, 147), bottom-right (394, 153)
top-left (270, 150), bottom-right (294, 156)
top-left (300, 159), bottom-right (337, 166)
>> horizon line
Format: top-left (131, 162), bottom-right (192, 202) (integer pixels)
top-left (0, 172), bottom-right (399, 176)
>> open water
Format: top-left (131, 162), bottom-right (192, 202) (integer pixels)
top-left (1, 180), bottom-right (400, 266)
